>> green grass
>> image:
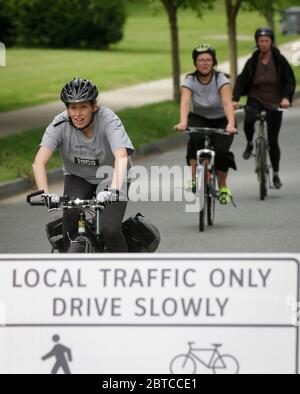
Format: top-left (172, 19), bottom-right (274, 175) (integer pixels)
top-left (0, 101), bottom-right (179, 183)
top-left (0, 128), bottom-right (61, 182)
top-left (0, 0), bottom-right (298, 112)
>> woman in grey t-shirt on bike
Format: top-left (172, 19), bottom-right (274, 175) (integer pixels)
top-left (175, 44), bottom-right (237, 204)
top-left (32, 77), bottom-right (134, 252)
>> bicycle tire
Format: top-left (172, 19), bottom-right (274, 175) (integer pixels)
top-left (207, 171), bottom-right (216, 226)
top-left (199, 166), bottom-right (208, 232)
top-left (67, 235), bottom-right (94, 253)
top-left (170, 354), bottom-right (197, 374)
top-left (257, 139), bottom-right (268, 201)
top-left (212, 355), bottom-right (240, 375)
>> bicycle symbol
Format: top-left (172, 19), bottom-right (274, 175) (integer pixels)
top-left (170, 342), bottom-right (240, 374)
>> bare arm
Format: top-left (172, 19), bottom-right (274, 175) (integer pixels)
top-left (111, 148), bottom-right (129, 191)
top-left (175, 87), bottom-right (192, 131)
top-left (32, 146), bottom-right (54, 193)
top-left (220, 84), bottom-right (236, 134)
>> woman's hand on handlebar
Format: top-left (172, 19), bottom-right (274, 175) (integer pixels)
top-left (174, 122), bottom-right (188, 132)
top-left (233, 102), bottom-right (241, 110)
top-left (42, 193), bottom-right (60, 209)
top-left (280, 98), bottom-right (291, 109)
top-left (226, 123), bottom-right (238, 135)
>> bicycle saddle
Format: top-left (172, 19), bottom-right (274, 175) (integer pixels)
top-left (212, 344), bottom-right (222, 348)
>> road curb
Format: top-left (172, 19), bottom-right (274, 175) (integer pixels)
top-left (0, 134), bottom-right (188, 200)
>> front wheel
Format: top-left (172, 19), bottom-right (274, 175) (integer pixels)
top-left (199, 166), bottom-right (208, 232)
top-left (170, 355), bottom-right (196, 374)
top-left (257, 139), bottom-right (268, 201)
top-left (199, 205), bottom-right (206, 232)
top-left (207, 171), bottom-right (216, 226)
top-left (67, 236), bottom-right (94, 253)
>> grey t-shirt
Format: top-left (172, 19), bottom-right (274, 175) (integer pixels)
top-left (41, 106), bottom-right (134, 190)
top-left (182, 72), bottom-right (230, 119)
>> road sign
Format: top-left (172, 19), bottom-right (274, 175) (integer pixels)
top-left (0, 254), bottom-right (299, 374)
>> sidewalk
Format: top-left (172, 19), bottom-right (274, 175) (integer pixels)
top-left (0, 41), bottom-right (298, 138)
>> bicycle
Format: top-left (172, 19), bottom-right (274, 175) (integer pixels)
top-left (186, 127), bottom-right (235, 232)
top-left (27, 189), bottom-right (107, 253)
top-left (27, 190), bottom-right (161, 254)
top-left (237, 106), bottom-right (286, 201)
top-left (170, 342), bottom-right (240, 375)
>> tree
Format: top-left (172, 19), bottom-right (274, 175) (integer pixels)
top-left (225, 0), bottom-right (244, 84)
top-left (226, 0), bottom-right (299, 83)
top-left (7, 0), bottom-right (127, 49)
top-left (0, 0), bottom-right (17, 47)
top-left (149, 0), bottom-right (215, 102)
top-left (244, 0), bottom-right (300, 31)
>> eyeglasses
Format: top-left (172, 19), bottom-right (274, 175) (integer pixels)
top-left (197, 59), bottom-right (214, 64)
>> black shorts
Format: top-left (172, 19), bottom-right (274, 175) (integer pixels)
top-left (186, 113), bottom-right (237, 172)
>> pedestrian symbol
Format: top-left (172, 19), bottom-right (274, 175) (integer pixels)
top-left (42, 335), bottom-right (72, 374)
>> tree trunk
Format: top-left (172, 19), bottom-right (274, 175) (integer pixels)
top-left (162, 0), bottom-right (181, 102)
top-left (225, 0), bottom-right (243, 85)
top-left (263, 9), bottom-right (275, 30)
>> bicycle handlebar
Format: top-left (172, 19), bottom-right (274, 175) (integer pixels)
top-left (235, 105), bottom-right (288, 115)
top-left (185, 127), bottom-right (236, 136)
top-left (26, 189), bottom-right (45, 206)
top-left (26, 190), bottom-right (106, 210)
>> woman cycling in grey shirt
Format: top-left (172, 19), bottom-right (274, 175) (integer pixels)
top-left (32, 77), bottom-right (134, 252)
top-left (175, 44), bottom-right (237, 204)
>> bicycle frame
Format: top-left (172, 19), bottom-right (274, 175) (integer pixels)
top-left (255, 114), bottom-right (271, 183)
top-left (26, 190), bottom-right (107, 253)
top-left (185, 127), bottom-right (233, 232)
top-left (237, 106), bottom-right (287, 196)
top-left (184, 344), bottom-right (225, 370)
top-left (66, 205), bottom-right (106, 253)
top-left (196, 135), bottom-right (217, 211)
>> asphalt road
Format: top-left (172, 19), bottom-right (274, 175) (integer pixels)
top-left (1, 104), bottom-right (300, 253)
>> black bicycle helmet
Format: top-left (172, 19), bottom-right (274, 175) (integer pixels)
top-left (255, 27), bottom-right (275, 43)
top-left (192, 44), bottom-right (218, 66)
top-left (61, 77), bottom-right (98, 104)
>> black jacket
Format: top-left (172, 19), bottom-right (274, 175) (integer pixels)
top-left (233, 47), bottom-right (296, 103)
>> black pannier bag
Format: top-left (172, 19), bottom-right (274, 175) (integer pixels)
top-left (122, 213), bottom-right (161, 253)
top-left (46, 217), bottom-right (65, 253)
top-left (46, 213), bottom-right (161, 253)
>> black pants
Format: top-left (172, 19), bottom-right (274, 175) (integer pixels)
top-left (63, 175), bottom-right (128, 253)
top-left (244, 98), bottom-right (283, 173)
top-left (187, 113), bottom-right (237, 172)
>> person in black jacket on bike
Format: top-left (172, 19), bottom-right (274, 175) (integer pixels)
top-left (233, 27), bottom-right (296, 189)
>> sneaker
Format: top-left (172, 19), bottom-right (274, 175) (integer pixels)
top-left (273, 175), bottom-right (283, 190)
top-left (186, 180), bottom-right (197, 194)
top-left (218, 187), bottom-right (233, 205)
top-left (243, 143), bottom-right (254, 160)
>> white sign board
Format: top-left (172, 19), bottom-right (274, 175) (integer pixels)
top-left (0, 255), bottom-right (299, 374)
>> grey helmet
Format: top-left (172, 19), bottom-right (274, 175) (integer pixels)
top-left (61, 77), bottom-right (98, 104)
top-left (192, 44), bottom-right (218, 66)
top-left (255, 27), bottom-right (275, 43)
